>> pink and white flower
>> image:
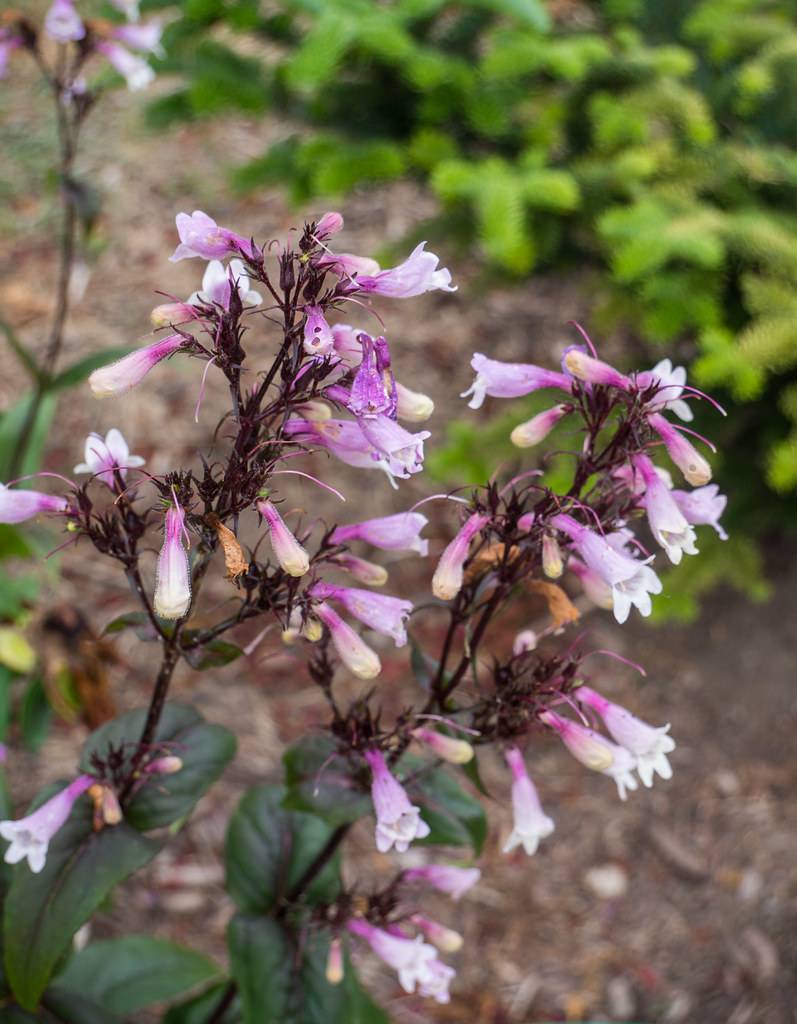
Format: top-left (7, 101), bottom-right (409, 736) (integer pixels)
top-left (329, 512), bottom-right (429, 555)
top-left (169, 210), bottom-right (259, 263)
top-left (44, 0), bottom-right (85, 42)
top-left (74, 428), bottom-right (144, 488)
top-left (303, 305), bottom-right (335, 357)
top-left (330, 553), bottom-right (389, 586)
top-left (462, 354), bottom-right (571, 410)
top-left (0, 775), bottom-right (94, 873)
top-left (637, 358), bottom-right (693, 421)
top-left (632, 455), bottom-right (698, 565)
top-left (309, 582), bottom-right (412, 646)
top-left (0, 484), bottom-right (69, 524)
top-left (502, 746), bottom-right (554, 856)
top-left (357, 415), bottom-right (430, 479)
top-left (411, 727), bottom-right (474, 764)
top-left (188, 258), bottom-right (261, 311)
top-left (540, 711), bottom-right (638, 800)
top-left (111, 21), bottom-right (164, 56)
top-left (510, 404), bottom-right (570, 448)
top-left (410, 915), bottom-right (463, 953)
top-left (154, 500), bottom-right (191, 619)
top-left (418, 958), bottom-right (456, 1003)
top-left (576, 686), bottom-right (675, 787)
top-left (95, 41), bottom-right (154, 91)
top-left (672, 484), bottom-right (728, 540)
top-left (353, 242), bottom-right (455, 298)
top-left (364, 748), bottom-right (430, 853)
top-left (257, 499), bottom-right (309, 577)
top-left (432, 512), bottom-right (489, 601)
top-left (88, 334), bottom-right (186, 397)
top-left (401, 864), bottom-right (481, 901)
top-left (346, 919), bottom-right (437, 994)
top-left (552, 512), bottom-right (662, 624)
top-left (314, 211), bottom-right (344, 239)
top-left (314, 602), bottom-right (381, 679)
top-left (563, 349), bottom-right (631, 390)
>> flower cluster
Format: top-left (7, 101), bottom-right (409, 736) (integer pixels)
top-left (0, 207), bottom-right (728, 1012)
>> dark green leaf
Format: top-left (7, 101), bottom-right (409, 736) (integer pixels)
top-left (181, 639), bottom-right (243, 670)
top-left (0, 393), bottom-right (57, 479)
top-left (404, 760), bottom-right (487, 853)
top-left (228, 916), bottom-right (291, 1024)
top-left (4, 800), bottom-right (159, 1010)
top-left (41, 987), bottom-right (124, 1024)
top-left (49, 347), bottom-right (135, 393)
top-left (20, 678), bottom-right (52, 753)
top-left (101, 611), bottom-right (157, 641)
top-left (410, 641), bottom-right (438, 691)
top-left (298, 934), bottom-right (388, 1024)
top-left (54, 936), bottom-right (222, 1014)
top-left (0, 526), bottom-right (37, 560)
top-left (0, 318), bottom-right (40, 382)
top-left (283, 736), bottom-right (369, 827)
top-left (80, 703), bottom-right (236, 831)
top-left (225, 783), bottom-right (340, 914)
top-left (0, 571), bottom-right (40, 621)
top-left (163, 981), bottom-right (241, 1024)
top-left (0, 666), bottom-right (12, 743)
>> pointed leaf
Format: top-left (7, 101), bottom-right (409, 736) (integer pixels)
top-left (80, 703), bottom-right (236, 831)
top-left (403, 760), bottom-right (487, 853)
top-left (228, 916), bottom-right (291, 1024)
top-left (282, 736), bottom-right (369, 827)
top-left (3, 801), bottom-right (159, 1010)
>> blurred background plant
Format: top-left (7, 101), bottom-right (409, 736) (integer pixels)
top-left (0, 0), bottom-right (169, 754)
top-left (145, 0), bottom-right (797, 619)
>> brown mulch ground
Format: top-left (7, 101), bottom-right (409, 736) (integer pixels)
top-left (1, 50), bottom-right (796, 1024)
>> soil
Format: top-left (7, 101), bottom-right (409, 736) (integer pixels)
top-left (1, 45), bottom-right (796, 1024)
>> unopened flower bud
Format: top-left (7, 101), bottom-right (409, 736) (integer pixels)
top-left (145, 755), bottom-right (183, 775)
top-left (315, 211), bottom-right (344, 239)
top-left (411, 727), bottom-right (474, 764)
top-left (257, 499), bottom-right (310, 577)
top-left (542, 534), bottom-right (563, 579)
top-left (150, 302), bottom-right (199, 327)
top-left (331, 553), bottom-right (388, 586)
top-left (302, 616), bottom-right (323, 642)
top-left (564, 349), bottom-right (630, 390)
top-left (510, 404), bottom-right (569, 448)
top-left (432, 513), bottom-right (489, 601)
top-left (396, 382), bottom-right (435, 422)
top-left (294, 400), bottom-right (332, 422)
top-left (325, 937), bottom-right (344, 984)
top-left (411, 915), bottom-right (463, 954)
top-left (517, 512), bottom-right (535, 532)
top-left (513, 629), bottom-right (538, 655)
top-left (88, 783), bottom-right (123, 827)
top-left (314, 602), bottom-right (381, 679)
top-left (154, 501), bottom-right (191, 620)
top-left (647, 412), bottom-right (712, 486)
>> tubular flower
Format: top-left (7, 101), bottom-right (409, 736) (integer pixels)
top-left (309, 582), bottom-right (412, 646)
top-left (401, 864), bottom-right (481, 901)
top-left (461, 354), bottom-right (571, 410)
top-left (647, 412), bottom-right (712, 486)
top-left (317, 251), bottom-right (381, 280)
top-left (510, 404), bottom-right (570, 448)
top-left (314, 602), bottom-right (381, 679)
top-left (396, 381), bottom-right (434, 422)
top-left (563, 349), bottom-right (631, 390)
top-left (303, 305), bottom-right (335, 357)
top-left (150, 302), bottom-right (200, 327)
top-left (576, 686), bottom-right (675, 788)
top-left (349, 334), bottom-right (396, 418)
top-left (0, 775), bottom-right (94, 873)
top-left (111, 22), bottom-right (164, 56)
top-left (329, 512), bottom-right (429, 555)
top-left (74, 428), bottom-right (145, 488)
top-left (502, 746), bottom-right (554, 856)
top-left (357, 415), bottom-right (430, 478)
top-left (88, 334), bottom-right (186, 397)
top-left (551, 513), bottom-right (662, 624)
top-left (330, 553), bottom-right (388, 586)
top-left (411, 727), bottom-right (474, 764)
top-left (95, 41), bottom-right (155, 91)
top-left (632, 455), bottom-right (698, 565)
top-left (410, 915), bottom-right (463, 954)
top-left (353, 242), bottom-right (455, 298)
top-left (512, 629), bottom-right (538, 655)
top-left (169, 210), bottom-right (259, 262)
top-left (432, 513), bottom-right (490, 601)
top-left (0, 484), bottom-right (69, 524)
top-left (256, 499), bottom-right (309, 577)
top-left (154, 501), bottom-right (191, 620)
top-left (325, 938), bottom-right (344, 985)
top-left (637, 358), bottom-right (693, 421)
top-left (346, 920), bottom-right (437, 995)
top-left (284, 418), bottom-right (399, 484)
top-left (188, 258), bottom-right (261, 311)
top-left (540, 711), bottom-right (638, 801)
top-left (364, 748), bottom-right (430, 853)
top-left (44, 0), bottom-right (85, 42)
top-left (672, 484), bottom-right (728, 540)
